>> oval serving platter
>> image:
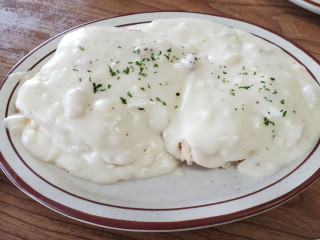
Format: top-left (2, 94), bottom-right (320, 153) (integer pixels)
top-left (0, 11), bottom-right (320, 231)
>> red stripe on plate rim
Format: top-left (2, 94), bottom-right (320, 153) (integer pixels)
top-left (303, 0), bottom-right (320, 7)
top-left (1, 150), bottom-right (320, 231)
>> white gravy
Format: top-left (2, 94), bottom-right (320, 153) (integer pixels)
top-left (6, 18), bottom-right (320, 183)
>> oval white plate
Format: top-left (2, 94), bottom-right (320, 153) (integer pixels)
top-left (290, 0), bottom-right (320, 14)
top-left (1, 12), bottom-right (320, 232)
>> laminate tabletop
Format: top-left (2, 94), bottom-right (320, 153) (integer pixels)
top-left (0, 0), bottom-right (319, 239)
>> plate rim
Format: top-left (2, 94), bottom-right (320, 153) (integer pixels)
top-left (1, 11), bottom-right (320, 231)
top-left (289, 0), bottom-right (320, 14)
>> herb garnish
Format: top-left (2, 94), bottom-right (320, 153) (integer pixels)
top-left (264, 117), bottom-right (275, 126)
top-left (108, 65), bottom-right (117, 77)
top-left (265, 97), bottom-right (272, 102)
top-left (282, 111), bottom-right (287, 117)
top-left (123, 67), bottom-right (129, 74)
top-left (92, 83), bottom-right (102, 93)
top-left (133, 48), bottom-right (140, 54)
top-left (120, 97), bottom-right (127, 104)
top-left (155, 97), bottom-right (166, 106)
top-left (239, 86), bottom-right (251, 90)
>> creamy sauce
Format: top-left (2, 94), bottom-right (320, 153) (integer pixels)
top-left (5, 18), bottom-right (320, 183)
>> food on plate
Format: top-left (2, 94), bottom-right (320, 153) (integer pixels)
top-left (5, 18), bottom-right (320, 184)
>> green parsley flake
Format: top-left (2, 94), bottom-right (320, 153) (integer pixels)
top-left (141, 87), bottom-right (145, 91)
top-left (155, 97), bottom-right (166, 106)
top-left (239, 86), bottom-right (251, 90)
top-left (108, 65), bottom-right (117, 77)
top-left (127, 91), bottom-right (133, 98)
top-left (282, 111), bottom-right (287, 117)
top-left (133, 48), bottom-right (140, 54)
top-left (120, 97), bottom-right (127, 104)
top-left (79, 46), bottom-right (85, 50)
top-left (263, 86), bottom-right (270, 91)
top-left (265, 97), bottom-right (272, 102)
top-left (270, 77), bottom-right (275, 81)
top-left (264, 117), bottom-right (275, 126)
top-left (280, 99), bottom-right (285, 104)
top-left (123, 67), bottom-right (129, 74)
top-left (108, 84), bottom-right (112, 89)
top-left (92, 83), bottom-right (102, 93)
top-left (138, 107), bottom-right (145, 111)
